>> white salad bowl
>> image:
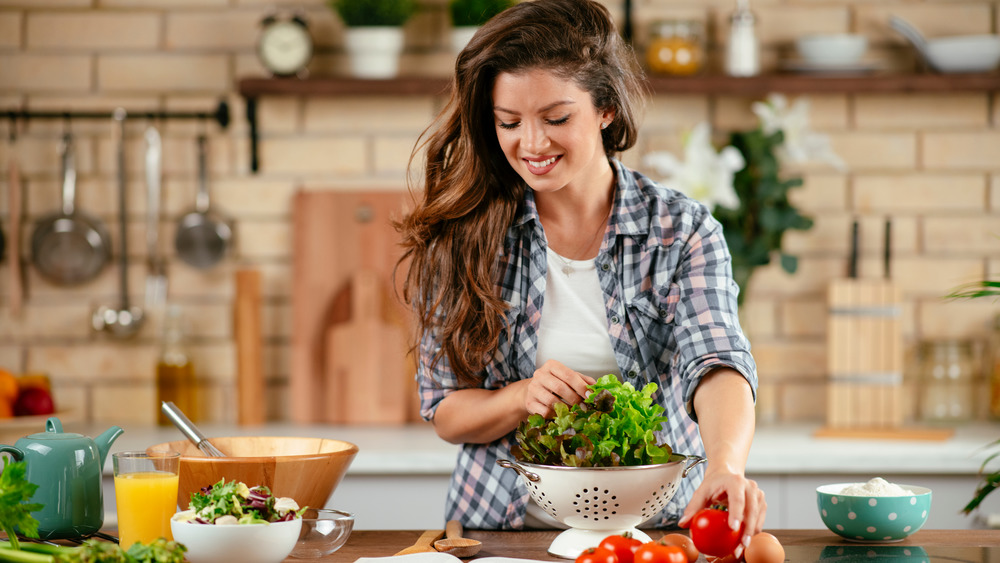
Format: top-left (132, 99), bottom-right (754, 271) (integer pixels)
top-left (170, 517), bottom-right (302, 563)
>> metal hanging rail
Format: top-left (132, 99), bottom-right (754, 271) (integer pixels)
top-left (4, 99), bottom-right (230, 132)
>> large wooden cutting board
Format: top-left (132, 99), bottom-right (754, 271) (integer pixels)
top-left (290, 191), bottom-right (418, 424)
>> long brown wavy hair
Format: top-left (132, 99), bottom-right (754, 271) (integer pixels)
top-left (396, 0), bottom-right (647, 385)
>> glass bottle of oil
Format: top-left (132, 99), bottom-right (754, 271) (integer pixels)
top-left (989, 313), bottom-right (1000, 419)
top-left (156, 304), bottom-right (197, 425)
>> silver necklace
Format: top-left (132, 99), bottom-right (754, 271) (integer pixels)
top-left (548, 206), bottom-right (611, 276)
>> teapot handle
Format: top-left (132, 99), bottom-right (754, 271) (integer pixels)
top-left (46, 417), bottom-right (64, 433)
top-left (0, 446), bottom-right (24, 461)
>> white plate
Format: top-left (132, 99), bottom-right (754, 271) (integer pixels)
top-left (782, 60), bottom-right (883, 74)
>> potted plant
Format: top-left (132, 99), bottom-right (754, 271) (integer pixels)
top-left (448, 0), bottom-right (513, 53)
top-left (949, 279), bottom-right (1000, 517)
top-left (328, 0), bottom-right (417, 78)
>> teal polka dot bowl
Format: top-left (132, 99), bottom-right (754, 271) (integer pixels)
top-left (817, 483), bottom-right (932, 543)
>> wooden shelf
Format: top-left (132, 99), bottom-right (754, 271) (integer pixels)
top-left (239, 72), bottom-right (1000, 99)
top-left (238, 72), bottom-right (1000, 172)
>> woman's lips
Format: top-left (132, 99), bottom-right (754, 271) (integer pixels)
top-left (524, 155), bottom-right (560, 175)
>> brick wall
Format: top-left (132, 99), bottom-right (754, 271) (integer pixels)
top-left (0, 0), bottom-right (997, 426)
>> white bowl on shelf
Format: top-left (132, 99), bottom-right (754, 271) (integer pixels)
top-left (795, 34), bottom-right (868, 67)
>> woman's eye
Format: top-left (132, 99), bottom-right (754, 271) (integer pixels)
top-left (497, 120), bottom-right (519, 130)
top-left (547, 115), bottom-right (570, 126)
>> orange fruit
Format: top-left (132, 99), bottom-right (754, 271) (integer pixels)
top-left (17, 372), bottom-right (51, 393)
top-left (0, 369), bottom-right (19, 404)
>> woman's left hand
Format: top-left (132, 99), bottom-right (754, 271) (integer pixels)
top-left (677, 469), bottom-right (766, 557)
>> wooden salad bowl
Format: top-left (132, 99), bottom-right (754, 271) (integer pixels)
top-left (148, 436), bottom-right (358, 511)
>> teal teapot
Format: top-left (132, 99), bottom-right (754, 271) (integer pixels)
top-left (0, 417), bottom-right (123, 539)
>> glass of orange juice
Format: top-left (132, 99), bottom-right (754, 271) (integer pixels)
top-left (113, 450), bottom-right (180, 549)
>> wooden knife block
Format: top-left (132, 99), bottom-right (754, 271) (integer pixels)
top-left (825, 279), bottom-right (903, 429)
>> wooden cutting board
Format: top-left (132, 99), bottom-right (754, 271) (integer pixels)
top-left (324, 270), bottom-right (410, 424)
top-left (290, 191), bottom-right (418, 424)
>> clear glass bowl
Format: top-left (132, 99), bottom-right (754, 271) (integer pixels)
top-left (289, 508), bottom-right (355, 559)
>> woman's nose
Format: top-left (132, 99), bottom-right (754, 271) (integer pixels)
top-left (521, 121), bottom-right (549, 153)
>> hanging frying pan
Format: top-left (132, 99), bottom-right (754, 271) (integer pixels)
top-left (174, 134), bottom-right (232, 269)
top-left (30, 132), bottom-right (111, 285)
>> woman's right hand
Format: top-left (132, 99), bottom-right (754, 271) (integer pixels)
top-left (524, 360), bottom-right (595, 417)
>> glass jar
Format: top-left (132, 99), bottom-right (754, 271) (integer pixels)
top-left (989, 314), bottom-right (1000, 419)
top-left (646, 20), bottom-right (705, 76)
top-left (156, 304), bottom-right (198, 425)
top-left (918, 340), bottom-right (977, 423)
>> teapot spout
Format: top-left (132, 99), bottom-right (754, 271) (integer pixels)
top-left (94, 425), bottom-right (124, 468)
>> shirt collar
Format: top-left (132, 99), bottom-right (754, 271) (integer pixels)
top-left (512, 158), bottom-right (653, 238)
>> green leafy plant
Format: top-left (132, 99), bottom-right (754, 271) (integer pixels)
top-left (0, 458), bottom-right (43, 551)
top-left (328, 0), bottom-right (416, 27)
top-left (949, 277), bottom-right (1000, 515)
top-left (715, 128), bottom-right (813, 306)
top-left (449, 0), bottom-right (513, 27)
top-left (512, 374), bottom-right (672, 467)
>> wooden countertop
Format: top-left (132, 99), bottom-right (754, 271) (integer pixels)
top-left (325, 529), bottom-right (1000, 562)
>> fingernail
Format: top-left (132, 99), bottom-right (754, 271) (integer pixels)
top-left (734, 545), bottom-right (744, 560)
top-left (731, 518), bottom-right (741, 531)
top-left (743, 534), bottom-right (752, 547)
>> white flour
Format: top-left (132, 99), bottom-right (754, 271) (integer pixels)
top-left (840, 477), bottom-right (914, 497)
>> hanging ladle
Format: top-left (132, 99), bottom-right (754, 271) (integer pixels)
top-left (93, 108), bottom-right (144, 338)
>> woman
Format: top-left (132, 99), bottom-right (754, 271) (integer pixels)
top-left (397, 0), bottom-right (764, 548)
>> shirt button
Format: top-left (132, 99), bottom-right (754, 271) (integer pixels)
top-left (601, 263), bottom-right (610, 271)
top-left (628, 369), bottom-right (638, 378)
top-left (658, 309), bottom-right (668, 318)
top-left (611, 315), bottom-right (620, 324)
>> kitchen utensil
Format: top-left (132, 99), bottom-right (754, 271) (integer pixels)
top-left (825, 219), bottom-right (903, 432)
top-left (434, 520), bottom-right (482, 557)
top-left (290, 508), bottom-right (355, 559)
top-left (148, 436), bottom-right (358, 512)
top-left (144, 125), bottom-right (167, 307)
top-left (30, 132), bottom-right (111, 286)
top-left (7, 146), bottom-right (23, 316)
top-left (174, 135), bottom-right (232, 269)
top-left (0, 417), bottom-right (123, 539)
top-left (172, 517), bottom-right (301, 563)
top-left (160, 400), bottom-right (225, 457)
top-left (817, 483), bottom-right (931, 542)
top-left (889, 15), bottom-right (1000, 73)
top-left (235, 269), bottom-right (264, 426)
top-left (395, 530), bottom-right (445, 556)
top-left (291, 191), bottom-right (416, 424)
top-left (324, 269), bottom-right (409, 425)
top-left (93, 108), bottom-right (145, 339)
top-left (498, 455), bottom-right (706, 559)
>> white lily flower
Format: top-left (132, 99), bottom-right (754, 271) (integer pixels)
top-left (751, 93), bottom-right (846, 171)
top-left (643, 122), bottom-right (744, 211)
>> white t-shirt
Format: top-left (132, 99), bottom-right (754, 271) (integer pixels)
top-left (535, 247), bottom-right (622, 380)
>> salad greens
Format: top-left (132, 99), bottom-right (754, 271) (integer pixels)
top-left (0, 459), bottom-right (43, 550)
top-left (512, 374), bottom-right (673, 467)
top-left (174, 479), bottom-right (303, 525)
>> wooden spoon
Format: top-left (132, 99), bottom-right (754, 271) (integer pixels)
top-left (434, 520), bottom-right (483, 558)
top-left (395, 529), bottom-right (445, 555)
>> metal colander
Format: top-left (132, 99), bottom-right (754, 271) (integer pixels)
top-left (498, 454), bottom-right (705, 559)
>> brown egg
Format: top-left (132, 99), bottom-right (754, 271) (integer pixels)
top-left (658, 533), bottom-right (699, 563)
top-left (744, 532), bottom-right (785, 563)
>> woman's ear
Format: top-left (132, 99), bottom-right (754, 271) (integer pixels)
top-left (601, 109), bottom-right (616, 128)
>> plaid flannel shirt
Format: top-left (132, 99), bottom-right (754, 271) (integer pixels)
top-left (417, 158), bottom-right (758, 530)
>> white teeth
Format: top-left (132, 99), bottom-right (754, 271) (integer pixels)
top-left (527, 157), bottom-right (556, 168)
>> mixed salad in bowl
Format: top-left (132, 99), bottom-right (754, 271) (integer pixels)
top-left (173, 478), bottom-right (304, 525)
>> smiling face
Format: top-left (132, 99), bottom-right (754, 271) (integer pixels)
top-left (491, 68), bottom-right (614, 197)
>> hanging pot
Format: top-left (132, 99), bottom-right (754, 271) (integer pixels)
top-left (174, 134), bottom-right (232, 269)
top-left (30, 132), bottom-right (111, 286)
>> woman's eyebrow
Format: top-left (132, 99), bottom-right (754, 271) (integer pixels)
top-left (493, 100), bottom-right (577, 115)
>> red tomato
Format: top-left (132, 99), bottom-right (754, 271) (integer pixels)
top-left (689, 507), bottom-right (743, 558)
top-left (633, 542), bottom-right (686, 563)
top-left (599, 534), bottom-right (643, 563)
top-left (576, 546), bottom-right (619, 563)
